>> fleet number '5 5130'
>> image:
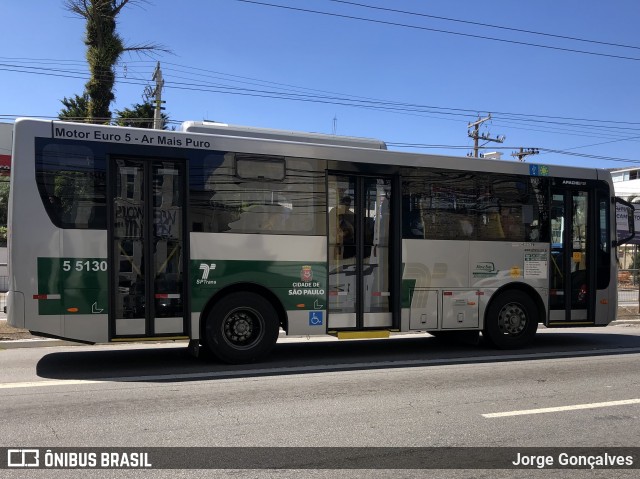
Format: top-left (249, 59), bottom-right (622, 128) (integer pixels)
top-left (62, 260), bottom-right (108, 272)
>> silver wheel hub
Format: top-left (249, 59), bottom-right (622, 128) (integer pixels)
top-left (232, 317), bottom-right (251, 336)
top-left (225, 313), bottom-right (253, 342)
top-left (222, 308), bottom-right (265, 349)
top-left (498, 303), bottom-right (527, 336)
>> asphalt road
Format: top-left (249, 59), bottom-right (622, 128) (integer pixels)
top-left (1, 325), bottom-right (640, 479)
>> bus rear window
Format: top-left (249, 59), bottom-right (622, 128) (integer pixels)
top-left (35, 140), bottom-right (107, 229)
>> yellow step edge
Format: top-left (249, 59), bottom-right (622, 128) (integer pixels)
top-left (336, 330), bottom-right (390, 340)
top-left (547, 322), bottom-right (594, 327)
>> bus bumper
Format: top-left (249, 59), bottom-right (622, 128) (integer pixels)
top-left (6, 291), bottom-right (25, 329)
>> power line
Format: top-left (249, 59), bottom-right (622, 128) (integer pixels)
top-left (2, 58), bottom-right (639, 158)
top-left (387, 143), bottom-right (640, 164)
top-left (161, 61), bottom-right (640, 130)
top-left (537, 148), bottom-right (640, 164)
top-left (231, 0), bottom-right (640, 62)
top-left (4, 56), bottom-right (640, 131)
top-left (326, 0), bottom-right (640, 51)
top-left (3, 60), bottom-right (640, 144)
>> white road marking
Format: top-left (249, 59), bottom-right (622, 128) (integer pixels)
top-left (483, 399), bottom-right (640, 418)
top-left (0, 379), bottom-right (103, 389)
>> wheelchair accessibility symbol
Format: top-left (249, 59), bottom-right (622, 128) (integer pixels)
top-left (309, 311), bottom-right (323, 326)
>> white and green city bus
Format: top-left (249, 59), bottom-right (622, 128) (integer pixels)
top-left (6, 118), bottom-right (634, 363)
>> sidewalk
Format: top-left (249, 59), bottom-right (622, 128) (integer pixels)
top-left (0, 318), bottom-right (89, 349)
top-left (0, 316), bottom-right (60, 348)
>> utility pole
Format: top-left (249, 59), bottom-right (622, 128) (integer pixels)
top-left (467, 114), bottom-right (505, 158)
top-left (511, 147), bottom-right (540, 162)
top-left (151, 62), bottom-right (165, 130)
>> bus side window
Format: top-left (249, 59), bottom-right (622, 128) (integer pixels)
top-left (36, 141), bottom-right (106, 229)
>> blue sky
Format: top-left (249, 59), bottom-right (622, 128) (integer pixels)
top-left (2, 0), bottom-right (640, 168)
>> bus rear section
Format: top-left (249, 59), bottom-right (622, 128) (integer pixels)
top-left (8, 119), bottom-right (192, 344)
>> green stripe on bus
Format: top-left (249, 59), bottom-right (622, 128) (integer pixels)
top-left (37, 257), bottom-right (109, 315)
top-left (190, 259), bottom-right (327, 312)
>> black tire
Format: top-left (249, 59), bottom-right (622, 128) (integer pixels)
top-left (204, 292), bottom-right (279, 364)
top-left (483, 290), bottom-right (538, 349)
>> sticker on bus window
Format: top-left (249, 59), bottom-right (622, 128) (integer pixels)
top-left (524, 251), bottom-right (548, 279)
top-left (529, 164), bottom-right (549, 177)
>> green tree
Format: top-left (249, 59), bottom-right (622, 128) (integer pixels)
top-left (64, 0), bottom-right (169, 123)
top-left (115, 101), bottom-right (168, 129)
top-left (0, 178), bottom-right (9, 224)
top-left (0, 178), bottom-right (10, 246)
top-left (59, 93), bottom-right (90, 121)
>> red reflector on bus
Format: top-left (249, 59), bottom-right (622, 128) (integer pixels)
top-left (443, 291), bottom-right (453, 296)
top-left (67, 307), bottom-right (79, 313)
top-left (34, 294), bottom-right (63, 300)
top-left (33, 294), bottom-right (61, 300)
top-left (296, 304), bottom-right (305, 308)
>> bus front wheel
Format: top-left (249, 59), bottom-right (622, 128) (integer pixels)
top-left (483, 291), bottom-right (538, 349)
top-left (204, 292), bottom-right (279, 364)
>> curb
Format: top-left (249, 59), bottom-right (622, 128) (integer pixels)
top-left (0, 338), bottom-right (81, 349)
top-left (0, 330), bottom-right (293, 350)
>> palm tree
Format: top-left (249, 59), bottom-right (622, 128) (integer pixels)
top-left (115, 101), bottom-right (168, 129)
top-left (64, 0), bottom-right (170, 123)
top-left (59, 93), bottom-right (90, 122)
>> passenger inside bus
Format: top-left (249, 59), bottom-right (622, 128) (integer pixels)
top-left (331, 196), bottom-right (356, 260)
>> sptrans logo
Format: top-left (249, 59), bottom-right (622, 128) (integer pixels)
top-left (198, 263), bottom-right (217, 285)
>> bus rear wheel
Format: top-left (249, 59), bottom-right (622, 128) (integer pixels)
top-left (204, 292), bottom-right (279, 364)
top-left (483, 291), bottom-right (538, 349)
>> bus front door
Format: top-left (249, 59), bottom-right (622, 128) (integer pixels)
top-left (549, 186), bottom-right (594, 324)
top-left (327, 174), bottom-right (397, 331)
top-left (110, 157), bottom-right (188, 339)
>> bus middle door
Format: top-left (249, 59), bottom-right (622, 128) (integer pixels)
top-left (109, 157), bottom-right (188, 340)
top-left (549, 183), bottom-right (594, 325)
top-left (327, 174), bottom-right (397, 332)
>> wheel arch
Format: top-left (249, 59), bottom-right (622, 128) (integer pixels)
top-left (198, 282), bottom-right (288, 342)
top-left (482, 283), bottom-right (546, 328)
